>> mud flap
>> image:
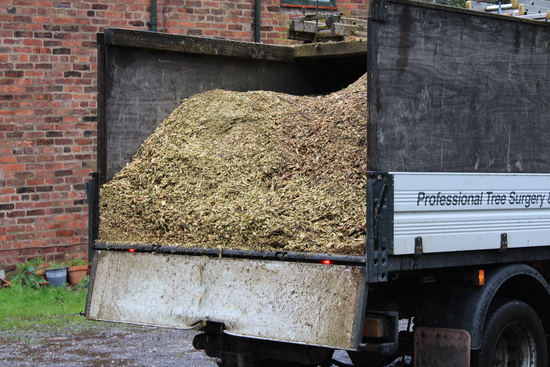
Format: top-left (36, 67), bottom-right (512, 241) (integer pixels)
top-left (414, 327), bottom-right (471, 367)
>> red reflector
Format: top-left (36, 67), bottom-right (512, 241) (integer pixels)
top-left (321, 260), bottom-right (333, 265)
top-left (128, 248), bottom-right (137, 253)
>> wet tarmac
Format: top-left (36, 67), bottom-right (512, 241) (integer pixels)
top-left (0, 321), bottom-right (403, 366)
top-left (0, 322), bottom-right (216, 367)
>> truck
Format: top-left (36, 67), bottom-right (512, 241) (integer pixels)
top-left (85, 0), bottom-right (550, 365)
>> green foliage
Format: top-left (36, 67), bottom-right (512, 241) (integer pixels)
top-left (66, 258), bottom-right (90, 267)
top-left (10, 261), bottom-right (45, 290)
top-left (74, 275), bottom-right (90, 289)
top-left (47, 260), bottom-right (66, 269)
top-left (27, 257), bottom-right (46, 268)
top-left (0, 285), bottom-right (88, 330)
top-left (2, 258), bottom-right (90, 330)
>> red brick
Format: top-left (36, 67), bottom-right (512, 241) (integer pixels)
top-left (0, 155), bottom-right (16, 163)
top-left (5, 163), bottom-right (25, 171)
top-left (56, 229), bottom-right (74, 237)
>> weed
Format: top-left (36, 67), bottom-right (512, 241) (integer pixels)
top-left (10, 261), bottom-right (45, 289)
top-left (74, 275), bottom-right (90, 289)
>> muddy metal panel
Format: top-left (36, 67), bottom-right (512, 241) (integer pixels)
top-left (87, 251), bottom-right (367, 350)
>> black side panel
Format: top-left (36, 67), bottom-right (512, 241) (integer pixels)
top-left (367, 0), bottom-right (550, 173)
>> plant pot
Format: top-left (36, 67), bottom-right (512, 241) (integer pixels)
top-left (67, 265), bottom-right (89, 285)
top-left (35, 268), bottom-right (47, 281)
top-left (45, 267), bottom-right (68, 287)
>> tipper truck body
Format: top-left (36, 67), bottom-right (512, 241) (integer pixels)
top-left (86, 0), bottom-right (550, 365)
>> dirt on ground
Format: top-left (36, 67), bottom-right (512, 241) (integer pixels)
top-left (0, 321), bottom-right (217, 367)
top-left (0, 320), bottom-right (408, 367)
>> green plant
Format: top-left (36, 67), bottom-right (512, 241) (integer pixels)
top-left (27, 257), bottom-right (46, 268)
top-left (47, 260), bottom-right (66, 269)
top-left (10, 261), bottom-right (45, 289)
top-left (52, 286), bottom-right (67, 310)
top-left (75, 275), bottom-right (90, 289)
top-left (66, 258), bottom-right (89, 267)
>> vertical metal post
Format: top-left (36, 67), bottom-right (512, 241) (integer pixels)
top-left (147, 0), bottom-right (158, 32)
top-left (85, 172), bottom-right (99, 263)
top-left (254, 0), bottom-right (261, 42)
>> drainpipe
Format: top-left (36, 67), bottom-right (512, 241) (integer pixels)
top-left (253, 0), bottom-right (261, 42)
top-left (147, 0), bottom-right (158, 32)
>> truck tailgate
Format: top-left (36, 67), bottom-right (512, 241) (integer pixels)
top-left (86, 250), bottom-right (367, 350)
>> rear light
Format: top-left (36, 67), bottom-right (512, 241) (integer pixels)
top-left (127, 248), bottom-right (137, 253)
top-left (320, 259), bottom-right (333, 265)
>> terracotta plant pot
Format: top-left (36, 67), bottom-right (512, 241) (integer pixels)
top-left (35, 268), bottom-right (47, 281)
top-left (67, 265), bottom-right (89, 285)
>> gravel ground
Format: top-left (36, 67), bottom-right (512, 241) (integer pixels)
top-left (0, 321), bottom-right (407, 367)
top-left (0, 321), bottom-right (216, 367)
top-left (0, 321), bottom-right (358, 367)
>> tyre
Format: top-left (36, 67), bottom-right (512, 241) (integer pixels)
top-left (473, 299), bottom-right (547, 367)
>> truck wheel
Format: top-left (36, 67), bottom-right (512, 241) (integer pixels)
top-left (473, 299), bottom-right (547, 367)
top-left (346, 351), bottom-right (397, 367)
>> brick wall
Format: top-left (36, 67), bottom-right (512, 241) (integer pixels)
top-left (0, 0), bottom-right (368, 272)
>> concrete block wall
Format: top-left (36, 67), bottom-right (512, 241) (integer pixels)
top-left (0, 0), bottom-right (368, 272)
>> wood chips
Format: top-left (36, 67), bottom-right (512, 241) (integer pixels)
top-left (99, 74), bottom-right (367, 256)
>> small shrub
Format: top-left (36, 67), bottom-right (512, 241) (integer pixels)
top-left (66, 258), bottom-right (89, 267)
top-left (47, 260), bottom-right (66, 269)
top-left (10, 261), bottom-right (45, 289)
top-left (75, 275), bottom-right (90, 289)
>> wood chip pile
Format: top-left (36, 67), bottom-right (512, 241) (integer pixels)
top-left (99, 74), bottom-right (367, 255)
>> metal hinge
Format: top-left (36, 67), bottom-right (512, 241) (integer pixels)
top-left (366, 172), bottom-right (394, 283)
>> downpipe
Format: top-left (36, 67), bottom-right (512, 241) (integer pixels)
top-left (253, 0), bottom-right (261, 42)
top-left (147, 0), bottom-right (158, 31)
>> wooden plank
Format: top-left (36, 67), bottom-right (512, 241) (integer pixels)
top-left (367, 0), bottom-right (550, 173)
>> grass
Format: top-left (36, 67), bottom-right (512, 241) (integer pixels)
top-left (0, 285), bottom-right (90, 331)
